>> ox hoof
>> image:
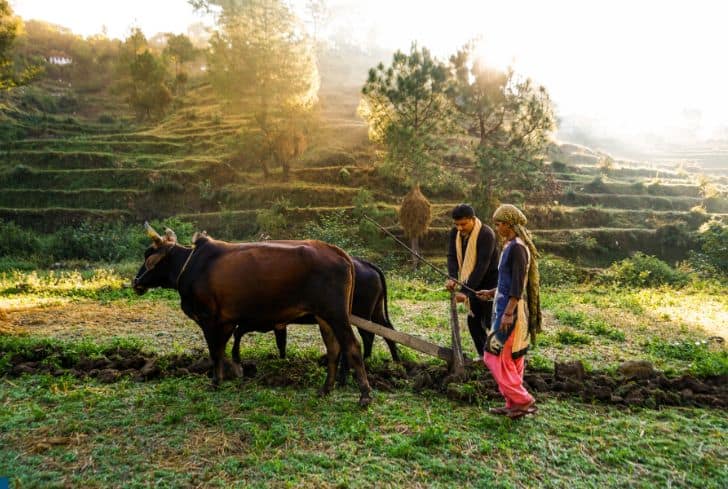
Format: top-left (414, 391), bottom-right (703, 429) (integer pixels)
top-left (318, 387), bottom-right (332, 397)
top-left (358, 395), bottom-right (372, 408)
top-left (208, 381), bottom-right (220, 391)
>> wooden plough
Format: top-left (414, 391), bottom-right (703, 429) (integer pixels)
top-left (350, 292), bottom-right (469, 373)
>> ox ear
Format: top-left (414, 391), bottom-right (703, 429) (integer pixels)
top-left (164, 228), bottom-right (177, 244)
top-left (144, 221), bottom-right (163, 246)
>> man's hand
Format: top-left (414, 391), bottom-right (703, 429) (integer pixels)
top-left (445, 279), bottom-right (457, 291)
top-left (476, 289), bottom-right (495, 301)
top-left (455, 292), bottom-right (467, 303)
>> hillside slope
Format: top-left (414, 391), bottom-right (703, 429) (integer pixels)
top-left (1, 81), bottom-right (726, 266)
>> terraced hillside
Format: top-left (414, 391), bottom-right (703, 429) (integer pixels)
top-left (1, 82), bottom-right (726, 267)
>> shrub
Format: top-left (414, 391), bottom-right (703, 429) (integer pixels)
top-left (19, 87), bottom-right (57, 112)
top-left (602, 252), bottom-right (687, 287)
top-left (98, 114), bottom-right (115, 124)
top-left (51, 222), bottom-right (141, 262)
top-left (550, 161), bottom-right (567, 172)
top-left (300, 210), bottom-right (367, 257)
top-left (585, 175), bottom-right (608, 193)
top-left (539, 255), bottom-right (587, 286)
top-left (0, 221), bottom-right (40, 257)
top-left (256, 197), bottom-right (290, 237)
top-left (338, 167), bottom-right (351, 183)
top-left (688, 220), bottom-right (728, 279)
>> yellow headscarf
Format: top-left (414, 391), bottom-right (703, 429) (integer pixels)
top-left (492, 204), bottom-right (542, 341)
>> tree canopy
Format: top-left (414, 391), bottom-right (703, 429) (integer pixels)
top-left (359, 43), bottom-right (453, 188)
top-left (196, 0), bottom-right (320, 178)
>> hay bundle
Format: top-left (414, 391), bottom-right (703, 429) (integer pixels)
top-left (399, 185), bottom-right (432, 268)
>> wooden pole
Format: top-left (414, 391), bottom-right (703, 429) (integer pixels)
top-left (449, 292), bottom-right (465, 375)
top-left (350, 315), bottom-right (457, 363)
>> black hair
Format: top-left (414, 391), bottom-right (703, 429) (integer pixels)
top-left (451, 203), bottom-right (475, 220)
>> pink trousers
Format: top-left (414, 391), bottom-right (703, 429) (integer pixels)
top-left (483, 336), bottom-right (534, 408)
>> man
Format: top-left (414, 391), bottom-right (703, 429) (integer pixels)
top-left (446, 203), bottom-right (499, 357)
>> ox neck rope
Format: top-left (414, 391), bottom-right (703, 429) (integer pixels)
top-left (175, 245), bottom-right (196, 289)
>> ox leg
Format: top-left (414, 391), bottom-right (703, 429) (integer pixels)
top-left (274, 327), bottom-right (287, 359)
top-left (336, 351), bottom-right (350, 387)
top-left (358, 329), bottom-right (375, 359)
top-left (371, 310), bottom-right (400, 362)
top-left (321, 315), bottom-right (372, 408)
top-left (317, 323), bottom-right (340, 397)
top-left (202, 322), bottom-right (237, 387)
top-left (232, 326), bottom-right (244, 365)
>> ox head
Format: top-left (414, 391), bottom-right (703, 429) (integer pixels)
top-left (132, 222), bottom-right (178, 295)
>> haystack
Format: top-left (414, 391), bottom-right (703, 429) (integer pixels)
top-left (399, 185), bottom-right (432, 267)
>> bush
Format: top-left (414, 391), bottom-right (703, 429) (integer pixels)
top-left (256, 197), bottom-right (290, 237)
top-left (688, 221), bottom-right (727, 279)
top-left (51, 222), bottom-right (141, 262)
top-left (0, 221), bottom-right (40, 257)
top-left (550, 161), bottom-right (567, 172)
top-left (19, 87), bottom-right (57, 112)
top-left (338, 167), bottom-right (351, 183)
top-left (50, 218), bottom-right (194, 263)
top-left (585, 175), bottom-right (608, 193)
top-left (98, 114), bottom-right (115, 124)
top-left (300, 210), bottom-right (368, 258)
top-left (539, 255), bottom-right (588, 286)
top-left (602, 252), bottom-right (687, 287)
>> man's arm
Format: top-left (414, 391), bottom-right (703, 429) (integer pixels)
top-left (463, 227), bottom-right (496, 296)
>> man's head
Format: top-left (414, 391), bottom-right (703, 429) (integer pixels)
top-left (451, 204), bottom-right (476, 236)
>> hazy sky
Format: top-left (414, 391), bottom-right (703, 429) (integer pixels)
top-left (10, 0), bottom-right (728, 143)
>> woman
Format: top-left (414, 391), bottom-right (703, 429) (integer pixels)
top-left (476, 204), bottom-right (542, 419)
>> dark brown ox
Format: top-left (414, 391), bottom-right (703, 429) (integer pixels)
top-left (231, 257), bottom-right (400, 380)
top-left (132, 223), bottom-right (372, 406)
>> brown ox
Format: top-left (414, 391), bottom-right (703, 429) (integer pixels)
top-left (132, 223), bottom-right (372, 406)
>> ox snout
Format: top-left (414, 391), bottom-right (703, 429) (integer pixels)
top-left (131, 277), bottom-right (148, 295)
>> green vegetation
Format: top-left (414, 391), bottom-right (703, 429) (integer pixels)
top-left (1, 374), bottom-right (724, 488)
top-left (1, 265), bottom-right (726, 486)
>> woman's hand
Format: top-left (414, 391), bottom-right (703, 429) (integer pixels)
top-left (500, 311), bottom-right (515, 328)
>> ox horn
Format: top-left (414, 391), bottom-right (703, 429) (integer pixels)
top-left (164, 227), bottom-right (177, 243)
top-left (144, 221), bottom-right (163, 244)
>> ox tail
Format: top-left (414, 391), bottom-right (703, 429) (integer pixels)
top-left (362, 259), bottom-right (395, 331)
top-left (329, 244), bottom-right (355, 317)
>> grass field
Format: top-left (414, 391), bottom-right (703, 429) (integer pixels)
top-left (1, 270), bottom-right (726, 488)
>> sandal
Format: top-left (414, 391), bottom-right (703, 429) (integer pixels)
top-left (506, 405), bottom-right (538, 419)
top-left (488, 406), bottom-right (510, 415)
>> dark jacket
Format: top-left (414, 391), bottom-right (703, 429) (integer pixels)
top-left (447, 224), bottom-right (499, 299)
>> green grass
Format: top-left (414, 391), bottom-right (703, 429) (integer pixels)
top-left (0, 373), bottom-right (725, 488)
top-left (0, 268), bottom-right (726, 487)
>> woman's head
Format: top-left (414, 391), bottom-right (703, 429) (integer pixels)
top-left (492, 204), bottom-right (528, 239)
